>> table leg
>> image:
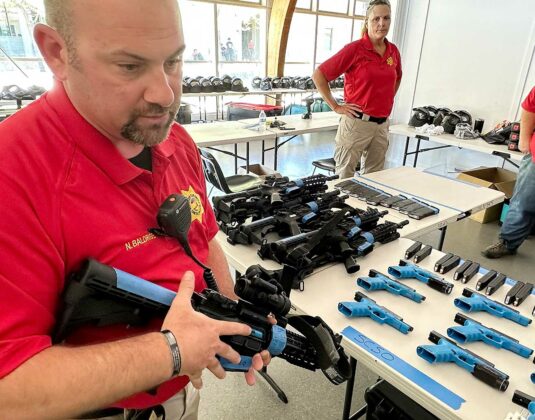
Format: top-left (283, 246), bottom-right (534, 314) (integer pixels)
top-left (438, 226), bottom-right (447, 251)
top-left (262, 140), bottom-right (265, 165)
top-left (342, 357), bottom-right (357, 420)
top-left (274, 138), bottom-right (279, 171)
top-left (246, 142), bottom-right (250, 173)
top-left (234, 144), bottom-right (238, 174)
top-left (403, 136), bottom-right (410, 166)
top-left (413, 138), bottom-right (422, 168)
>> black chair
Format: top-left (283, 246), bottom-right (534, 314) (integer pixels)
top-left (311, 157), bottom-right (336, 175)
top-left (311, 157), bottom-right (360, 175)
top-left (199, 148), bottom-right (263, 194)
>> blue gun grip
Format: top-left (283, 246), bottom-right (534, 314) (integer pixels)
top-left (447, 325), bottom-right (477, 344)
top-left (417, 345), bottom-right (446, 363)
top-left (388, 266), bottom-right (412, 279)
top-left (338, 302), bottom-right (367, 317)
top-left (219, 356), bottom-right (252, 372)
top-left (357, 277), bottom-right (379, 291)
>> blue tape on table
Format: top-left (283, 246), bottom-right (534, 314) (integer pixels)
top-left (342, 326), bottom-right (465, 410)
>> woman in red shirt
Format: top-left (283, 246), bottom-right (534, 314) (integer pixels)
top-left (313, 0), bottom-right (402, 177)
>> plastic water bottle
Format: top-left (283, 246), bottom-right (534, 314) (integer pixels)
top-left (258, 110), bottom-right (266, 132)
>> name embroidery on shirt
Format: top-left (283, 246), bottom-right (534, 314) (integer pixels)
top-left (181, 186), bottom-right (204, 223)
top-left (125, 232), bottom-right (157, 251)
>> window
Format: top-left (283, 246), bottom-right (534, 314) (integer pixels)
top-left (216, 4), bottom-right (266, 84)
top-left (354, 1), bottom-right (368, 16)
top-left (180, 1), bottom-right (216, 77)
top-left (315, 15), bottom-right (352, 64)
top-left (0, 1), bottom-right (51, 89)
top-left (295, 0), bottom-right (312, 10)
top-left (352, 19), bottom-right (365, 40)
top-left (317, 0), bottom-right (350, 15)
top-left (284, 12), bottom-right (315, 76)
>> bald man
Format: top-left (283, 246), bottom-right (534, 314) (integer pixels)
top-left (0, 1), bottom-right (269, 418)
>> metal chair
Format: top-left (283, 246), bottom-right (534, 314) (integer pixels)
top-left (311, 157), bottom-right (360, 175)
top-left (311, 157), bottom-right (336, 175)
top-left (199, 148), bottom-right (263, 194)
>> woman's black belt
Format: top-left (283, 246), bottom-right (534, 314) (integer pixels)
top-left (354, 111), bottom-right (387, 124)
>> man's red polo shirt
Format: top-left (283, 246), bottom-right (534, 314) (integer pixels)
top-left (0, 83), bottom-right (219, 408)
top-left (521, 86), bottom-right (535, 160)
top-left (319, 33), bottom-right (402, 118)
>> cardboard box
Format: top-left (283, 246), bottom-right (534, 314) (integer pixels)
top-left (457, 167), bottom-right (516, 223)
top-left (239, 163), bottom-right (281, 178)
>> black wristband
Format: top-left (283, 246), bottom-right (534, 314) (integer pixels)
top-left (161, 329), bottom-right (181, 377)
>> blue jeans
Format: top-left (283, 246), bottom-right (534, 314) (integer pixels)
top-left (500, 154), bottom-right (535, 249)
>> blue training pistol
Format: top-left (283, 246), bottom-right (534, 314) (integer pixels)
top-left (447, 313), bottom-right (533, 358)
top-left (388, 259), bottom-right (453, 294)
top-left (356, 269), bottom-right (426, 303)
top-left (417, 331), bottom-right (509, 391)
top-left (454, 288), bottom-right (532, 327)
top-left (338, 291), bottom-right (413, 334)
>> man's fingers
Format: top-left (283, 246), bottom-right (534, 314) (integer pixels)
top-left (176, 271), bottom-right (195, 304)
top-left (189, 374), bottom-right (203, 390)
top-left (217, 342), bottom-right (242, 365)
top-left (260, 350), bottom-right (271, 366)
top-left (217, 319), bottom-right (252, 337)
top-left (244, 368), bottom-right (257, 386)
top-left (251, 353), bottom-right (263, 371)
top-left (207, 358), bottom-right (226, 380)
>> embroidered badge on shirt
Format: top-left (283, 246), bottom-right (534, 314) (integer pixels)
top-left (386, 56), bottom-right (394, 66)
top-left (181, 186), bottom-right (204, 223)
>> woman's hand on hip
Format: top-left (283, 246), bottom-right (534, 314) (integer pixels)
top-left (334, 103), bottom-right (362, 118)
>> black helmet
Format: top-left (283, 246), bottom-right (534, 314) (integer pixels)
top-left (182, 80), bottom-right (190, 94)
top-left (454, 110), bottom-right (472, 126)
top-left (329, 79), bottom-right (337, 88)
top-left (199, 77), bottom-right (213, 93)
top-left (260, 77), bottom-right (272, 91)
top-left (335, 77), bottom-right (344, 88)
top-left (252, 76), bottom-right (262, 89)
top-left (280, 77), bottom-right (291, 88)
top-left (231, 77), bottom-right (247, 92)
top-left (408, 107), bottom-right (431, 127)
top-left (222, 74), bottom-right (232, 90)
top-left (423, 106), bottom-right (438, 121)
top-left (211, 77), bottom-right (225, 92)
top-left (441, 112), bottom-right (463, 134)
top-left (188, 78), bottom-right (201, 93)
top-left (432, 107), bottom-right (451, 126)
top-left (297, 77), bottom-right (314, 90)
top-left (291, 77), bottom-right (301, 88)
top-left (272, 77), bottom-right (283, 89)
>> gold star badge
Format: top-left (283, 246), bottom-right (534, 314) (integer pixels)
top-left (386, 56), bottom-right (394, 66)
top-left (180, 186), bottom-right (204, 223)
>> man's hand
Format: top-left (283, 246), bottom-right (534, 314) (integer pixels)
top-left (161, 271), bottom-right (252, 389)
top-left (334, 102), bottom-right (362, 118)
top-left (243, 313), bottom-right (276, 385)
top-left (519, 137), bottom-right (530, 154)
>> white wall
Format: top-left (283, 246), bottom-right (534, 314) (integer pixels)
top-left (387, 0), bottom-right (535, 174)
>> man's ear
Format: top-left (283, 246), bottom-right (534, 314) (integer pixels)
top-left (33, 23), bottom-right (69, 81)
